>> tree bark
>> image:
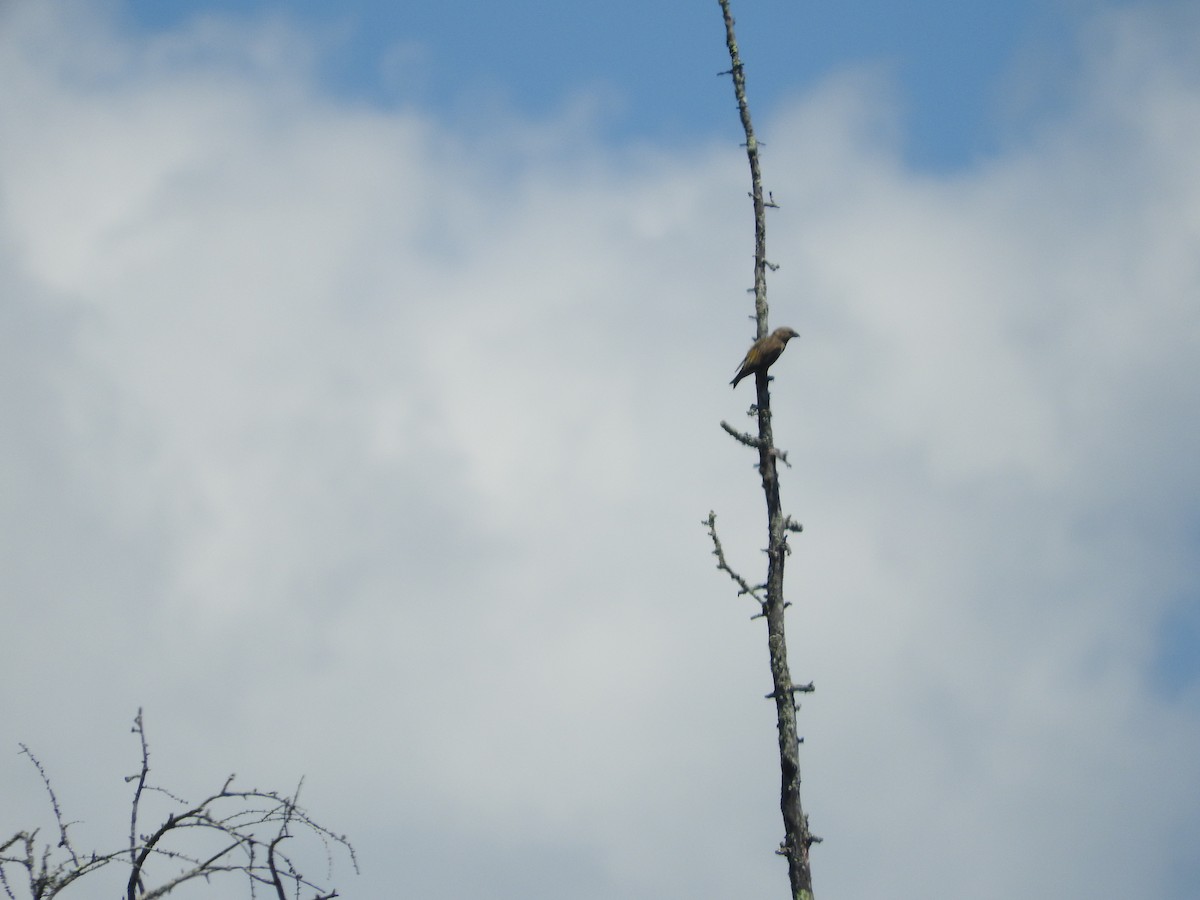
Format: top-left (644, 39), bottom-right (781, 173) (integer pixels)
top-left (716, 2), bottom-right (817, 897)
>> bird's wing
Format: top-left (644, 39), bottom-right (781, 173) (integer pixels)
top-left (735, 341), bottom-right (763, 374)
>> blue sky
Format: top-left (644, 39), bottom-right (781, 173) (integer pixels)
top-left (3, 1), bottom-right (1200, 899)
top-left (120, 0), bottom-right (1089, 168)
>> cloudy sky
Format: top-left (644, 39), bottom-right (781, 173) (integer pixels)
top-left (3, 0), bottom-right (1199, 897)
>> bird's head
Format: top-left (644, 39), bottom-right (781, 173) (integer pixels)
top-left (774, 326), bottom-right (800, 343)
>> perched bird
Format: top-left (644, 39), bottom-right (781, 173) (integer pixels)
top-left (730, 326), bottom-right (799, 388)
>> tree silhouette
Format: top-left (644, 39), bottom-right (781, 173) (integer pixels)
top-left (1, 711), bottom-right (356, 900)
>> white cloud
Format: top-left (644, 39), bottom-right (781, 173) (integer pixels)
top-left (2, 2), bottom-right (1199, 898)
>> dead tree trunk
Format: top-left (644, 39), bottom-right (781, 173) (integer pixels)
top-left (707, 2), bottom-right (819, 897)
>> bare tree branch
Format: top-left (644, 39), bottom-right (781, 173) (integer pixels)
top-left (2, 713), bottom-right (357, 900)
top-left (17, 747), bottom-right (78, 866)
top-left (710, 2), bottom-right (820, 898)
top-left (703, 512), bottom-right (767, 612)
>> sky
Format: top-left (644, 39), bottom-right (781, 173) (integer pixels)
top-left (2, 0), bottom-right (1199, 898)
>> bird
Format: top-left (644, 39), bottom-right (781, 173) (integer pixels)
top-left (730, 326), bottom-right (799, 388)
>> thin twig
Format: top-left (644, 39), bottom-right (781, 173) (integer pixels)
top-left (703, 512), bottom-right (767, 610)
top-left (17, 745), bottom-right (78, 866)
